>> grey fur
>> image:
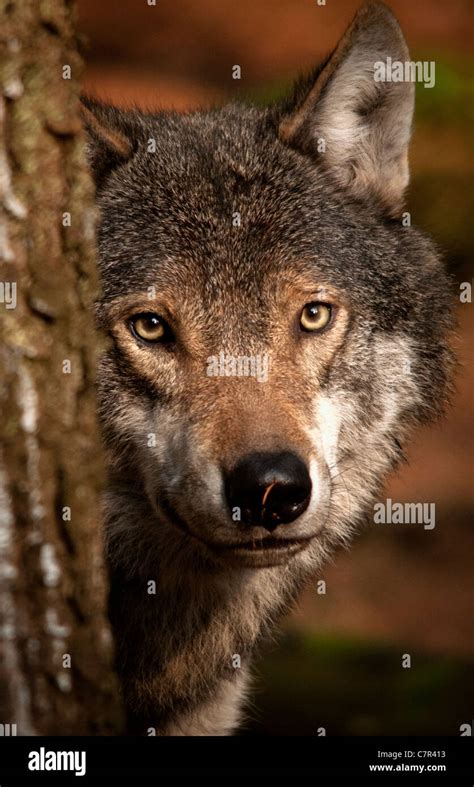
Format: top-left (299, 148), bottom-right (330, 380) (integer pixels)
top-left (83, 2), bottom-right (454, 735)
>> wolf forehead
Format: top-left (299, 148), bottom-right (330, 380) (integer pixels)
top-left (96, 105), bottom-right (425, 323)
top-left (97, 104), bottom-right (347, 268)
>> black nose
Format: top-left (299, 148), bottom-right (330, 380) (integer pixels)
top-left (225, 451), bottom-right (312, 531)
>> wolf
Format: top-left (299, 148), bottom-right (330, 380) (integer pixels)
top-left (82, 2), bottom-right (453, 735)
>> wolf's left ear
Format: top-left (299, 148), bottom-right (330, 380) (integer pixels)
top-left (81, 97), bottom-right (136, 188)
top-left (278, 2), bottom-right (414, 217)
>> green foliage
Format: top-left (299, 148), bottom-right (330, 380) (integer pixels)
top-left (245, 631), bottom-right (474, 735)
top-left (414, 56), bottom-right (473, 127)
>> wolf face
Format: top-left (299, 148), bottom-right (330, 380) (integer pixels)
top-left (84, 3), bottom-right (452, 585)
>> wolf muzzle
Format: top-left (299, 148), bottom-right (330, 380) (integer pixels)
top-left (224, 451), bottom-right (312, 531)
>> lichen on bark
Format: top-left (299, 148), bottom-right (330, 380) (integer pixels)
top-left (0, 0), bottom-right (123, 735)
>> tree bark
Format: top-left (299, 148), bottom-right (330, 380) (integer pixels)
top-left (0, 0), bottom-right (123, 735)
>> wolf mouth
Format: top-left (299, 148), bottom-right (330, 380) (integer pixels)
top-left (214, 536), bottom-right (313, 553)
top-left (158, 495), bottom-right (313, 556)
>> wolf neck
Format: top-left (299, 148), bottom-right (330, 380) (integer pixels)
top-left (105, 485), bottom-right (303, 735)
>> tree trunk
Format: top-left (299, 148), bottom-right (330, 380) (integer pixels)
top-left (0, 0), bottom-right (123, 735)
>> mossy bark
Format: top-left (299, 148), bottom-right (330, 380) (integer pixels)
top-left (0, 0), bottom-right (123, 734)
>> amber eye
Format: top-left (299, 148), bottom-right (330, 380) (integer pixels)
top-left (129, 313), bottom-right (169, 343)
top-left (300, 302), bottom-right (332, 332)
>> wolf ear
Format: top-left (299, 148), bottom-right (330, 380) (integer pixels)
top-left (278, 2), bottom-right (414, 217)
top-left (81, 97), bottom-right (135, 187)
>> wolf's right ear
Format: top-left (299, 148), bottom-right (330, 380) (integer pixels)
top-left (81, 97), bottom-right (135, 188)
top-left (278, 2), bottom-right (414, 217)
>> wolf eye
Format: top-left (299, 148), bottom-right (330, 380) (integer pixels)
top-left (300, 302), bottom-right (332, 332)
top-left (129, 313), bottom-right (169, 343)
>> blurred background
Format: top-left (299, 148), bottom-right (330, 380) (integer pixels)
top-left (77, 0), bottom-right (473, 735)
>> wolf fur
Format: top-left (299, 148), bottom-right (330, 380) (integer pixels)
top-left (83, 2), bottom-right (454, 735)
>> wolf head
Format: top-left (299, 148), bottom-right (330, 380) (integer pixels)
top-left (84, 3), bottom-right (453, 580)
